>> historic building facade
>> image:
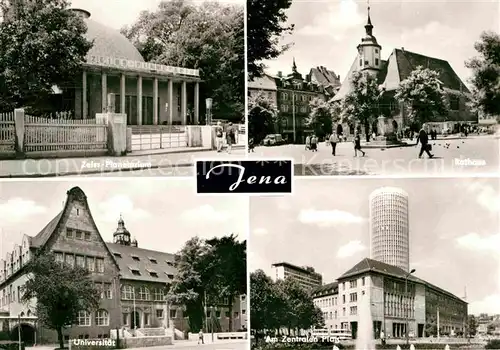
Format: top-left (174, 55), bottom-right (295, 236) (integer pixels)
top-left (312, 258), bottom-right (467, 339)
top-left (0, 187), bottom-right (246, 344)
top-left (333, 7), bottom-right (476, 136)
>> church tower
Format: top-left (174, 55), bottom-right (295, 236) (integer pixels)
top-left (113, 214), bottom-right (131, 246)
top-left (357, 4), bottom-right (382, 74)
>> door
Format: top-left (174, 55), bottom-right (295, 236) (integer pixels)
top-left (418, 324), bottom-right (424, 338)
top-left (131, 311), bottom-right (140, 329)
top-left (350, 321), bottom-right (358, 340)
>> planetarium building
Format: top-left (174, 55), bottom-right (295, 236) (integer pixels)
top-left (62, 9), bottom-right (202, 126)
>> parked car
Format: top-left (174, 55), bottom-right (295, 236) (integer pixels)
top-left (262, 134), bottom-right (285, 146)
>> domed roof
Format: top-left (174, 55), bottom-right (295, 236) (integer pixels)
top-left (72, 9), bottom-right (144, 62)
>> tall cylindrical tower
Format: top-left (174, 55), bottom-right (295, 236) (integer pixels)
top-left (369, 187), bottom-right (409, 271)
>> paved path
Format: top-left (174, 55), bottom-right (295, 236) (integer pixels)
top-left (127, 340), bottom-right (247, 350)
top-left (249, 136), bottom-right (499, 176)
top-left (0, 149), bottom-right (245, 177)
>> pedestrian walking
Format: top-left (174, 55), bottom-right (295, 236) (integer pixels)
top-left (416, 127), bottom-right (434, 158)
top-left (329, 132), bottom-right (339, 156)
top-left (380, 330), bottom-right (386, 346)
top-left (215, 121), bottom-right (224, 152)
top-left (310, 134), bottom-right (318, 152)
top-left (226, 122), bottom-right (236, 154)
top-left (198, 330), bottom-right (204, 344)
top-left (354, 131), bottom-right (366, 157)
top-left (305, 135), bottom-right (311, 150)
top-left (248, 137), bottom-right (255, 152)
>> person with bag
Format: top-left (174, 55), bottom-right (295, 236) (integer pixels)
top-left (416, 127), bottom-right (434, 158)
top-left (329, 132), bottom-right (339, 156)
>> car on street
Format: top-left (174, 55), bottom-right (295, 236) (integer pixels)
top-left (262, 134), bottom-right (286, 146)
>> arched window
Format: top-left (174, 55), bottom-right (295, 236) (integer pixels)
top-left (27, 310), bottom-right (31, 316)
top-left (121, 285), bottom-right (133, 300)
top-left (78, 311), bottom-right (91, 326)
top-left (138, 286), bottom-right (150, 300)
top-left (20, 312), bottom-right (25, 317)
top-left (95, 310), bottom-right (109, 326)
top-left (154, 288), bottom-right (164, 301)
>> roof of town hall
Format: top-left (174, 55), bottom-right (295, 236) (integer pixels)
top-left (333, 48), bottom-right (470, 101)
top-left (338, 257), bottom-right (466, 303)
top-left (27, 187), bottom-right (177, 285)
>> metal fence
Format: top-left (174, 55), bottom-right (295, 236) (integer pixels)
top-left (0, 112), bottom-right (15, 155)
top-left (130, 125), bottom-right (188, 151)
top-left (24, 115), bottom-right (107, 153)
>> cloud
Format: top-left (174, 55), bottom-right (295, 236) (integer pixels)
top-left (253, 228), bottom-right (268, 236)
top-left (456, 233), bottom-right (500, 253)
top-left (0, 198), bottom-right (46, 223)
top-left (465, 182), bottom-right (500, 213)
top-left (298, 0), bottom-right (364, 39)
top-left (298, 209), bottom-right (364, 227)
top-left (98, 195), bottom-right (151, 223)
top-left (337, 240), bottom-right (366, 258)
top-left (181, 204), bottom-right (231, 223)
top-left (469, 294), bottom-right (500, 315)
top-left (401, 21), bottom-right (467, 49)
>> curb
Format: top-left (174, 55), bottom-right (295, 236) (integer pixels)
top-left (0, 163), bottom-right (194, 178)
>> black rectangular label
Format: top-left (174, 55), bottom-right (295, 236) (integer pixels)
top-left (196, 160), bottom-right (292, 194)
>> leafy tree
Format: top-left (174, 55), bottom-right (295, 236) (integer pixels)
top-left (341, 71), bottom-right (381, 142)
top-left (21, 252), bottom-right (100, 349)
top-left (204, 234), bottom-right (246, 332)
top-left (250, 270), bottom-right (284, 335)
top-left (0, 0), bottom-right (93, 112)
top-left (248, 92), bottom-right (279, 144)
top-left (247, 0), bottom-right (294, 80)
top-left (167, 237), bottom-right (210, 333)
top-left (487, 323), bottom-right (495, 335)
top-left (395, 66), bottom-right (449, 127)
top-left (425, 319), bottom-right (438, 337)
top-left (306, 97), bottom-right (339, 138)
top-left (466, 31), bottom-right (500, 116)
top-left (468, 315), bottom-right (478, 337)
top-left (122, 0), bottom-right (244, 121)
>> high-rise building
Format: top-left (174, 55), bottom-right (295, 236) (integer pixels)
top-left (369, 187), bottom-right (409, 272)
top-left (271, 262), bottom-right (323, 290)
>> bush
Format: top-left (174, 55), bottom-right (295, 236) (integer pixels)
top-left (0, 341), bottom-right (25, 350)
top-left (486, 339), bottom-right (500, 349)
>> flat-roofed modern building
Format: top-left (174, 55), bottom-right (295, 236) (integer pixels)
top-left (271, 262), bottom-right (323, 290)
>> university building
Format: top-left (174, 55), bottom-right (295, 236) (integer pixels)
top-left (0, 187), bottom-right (246, 344)
top-left (271, 262), bottom-right (323, 291)
top-left (312, 258), bottom-right (467, 339)
top-left (333, 7), bottom-right (476, 136)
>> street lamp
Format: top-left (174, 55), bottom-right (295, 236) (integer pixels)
top-left (405, 268), bottom-right (416, 345)
top-left (205, 98), bottom-right (213, 125)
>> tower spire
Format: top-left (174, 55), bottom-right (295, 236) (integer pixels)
top-left (365, 0), bottom-right (373, 36)
top-left (292, 57), bottom-right (297, 72)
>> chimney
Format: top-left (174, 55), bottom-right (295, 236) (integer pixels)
top-left (70, 8), bottom-right (91, 19)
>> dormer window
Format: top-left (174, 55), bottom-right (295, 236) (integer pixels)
top-left (149, 258), bottom-right (158, 264)
top-left (131, 269), bottom-right (141, 276)
top-left (132, 255), bottom-right (140, 261)
top-left (113, 253), bottom-right (122, 258)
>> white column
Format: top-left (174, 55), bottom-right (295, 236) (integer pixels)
top-left (181, 81), bottom-right (187, 125)
top-left (137, 76), bottom-right (143, 126)
top-left (120, 74), bottom-right (126, 115)
top-left (194, 82), bottom-right (199, 124)
top-left (153, 78), bottom-right (158, 125)
top-left (168, 79), bottom-right (173, 125)
top-left (82, 71), bottom-right (87, 119)
top-left (101, 72), bottom-right (107, 112)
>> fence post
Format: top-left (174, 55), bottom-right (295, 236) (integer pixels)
top-left (14, 108), bottom-right (25, 158)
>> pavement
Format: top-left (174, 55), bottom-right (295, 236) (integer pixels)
top-left (0, 148), bottom-right (245, 178)
top-left (249, 135), bottom-right (499, 176)
top-left (27, 340), bottom-right (247, 350)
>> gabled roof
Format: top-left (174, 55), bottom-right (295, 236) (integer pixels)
top-left (30, 211), bottom-right (64, 247)
top-left (312, 281), bottom-right (338, 297)
top-left (248, 74), bottom-right (278, 91)
top-left (108, 243), bottom-right (177, 283)
top-left (338, 258), bottom-right (465, 302)
top-left (308, 66), bottom-right (341, 88)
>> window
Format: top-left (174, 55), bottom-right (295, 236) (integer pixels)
top-left (166, 261), bottom-right (174, 266)
top-left (66, 229), bottom-right (73, 238)
top-left (78, 311), bottom-right (91, 326)
top-left (75, 231), bottom-right (83, 240)
top-left (364, 60), bottom-right (369, 66)
top-left (104, 283), bottom-right (112, 299)
top-left (65, 254), bottom-right (75, 267)
top-left (132, 256), bottom-right (140, 261)
top-left (234, 311), bottom-right (239, 318)
top-left (350, 280), bottom-right (357, 288)
top-left (144, 313), bottom-right (149, 326)
top-left (165, 273), bottom-right (174, 279)
top-left (121, 285), bottom-right (133, 300)
top-left (350, 306), bottom-right (357, 315)
top-left (113, 253), bottom-right (122, 258)
top-left (84, 232), bottom-right (91, 241)
top-left (350, 293), bottom-right (357, 303)
top-left (131, 269), bottom-right (141, 276)
top-left (343, 282), bottom-right (345, 290)
top-left (138, 286), bottom-right (150, 300)
top-left (375, 58), bottom-right (379, 66)
top-left (156, 309), bottom-right (163, 318)
top-left (450, 96), bottom-right (460, 110)
top-left (149, 272), bottom-right (158, 278)
top-left (343, 295), bottom-right (346, 303)
top-left (86, 257), bottom-right (95, 272)
top-left (55, 252), bottom-right (63, 264)
top-left (343, 308), bottom-right (346, 316)
top-left (362, 291), bottom-right (365, 295)
top-left (359, 59), bottom-right (362, 66)
top-left (95, 283), bottom-right (103, 298)
top-left (170, 309), bottom-right (177, 319)
top-left (149, 258), bottom-right (158, 264)
top-left (216, 311), bottom-right (221, 318)
top-left (362, 277), bottom-right (365, 286)
top-left (95, 310), bottom-right (109, 326)
top-left (154, 288), bottom-right (164, 301)
top-left (225, 311), bottom-right (230, 318)
top-left (76, 255), bottom-right (85, 268)
top-left (76, 209), bottom-right (80, 216)
top-left (96, 258), bottom-right (104, 273)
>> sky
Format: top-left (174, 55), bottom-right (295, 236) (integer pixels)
top-left (0, 179), bottom-right (247, 257)
top-left (69, 0), bottom-right (244, 30)
top-left (249, 177), bottom-right (500, 315)
top-left (262, 0), bottom-right (500, 88)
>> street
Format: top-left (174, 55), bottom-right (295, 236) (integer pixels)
top-left (249, 136), bottom-right (499, 176)
top-left (0, 149), bottom-right (245, 177)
